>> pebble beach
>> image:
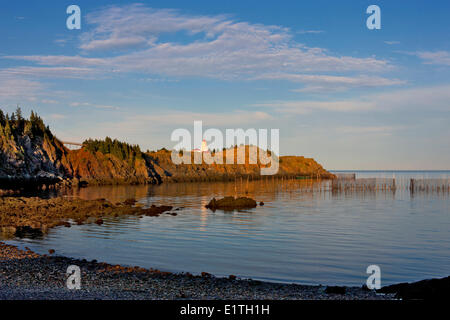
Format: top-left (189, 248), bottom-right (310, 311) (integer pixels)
top-left (0, 242), bottom-right (395, 300)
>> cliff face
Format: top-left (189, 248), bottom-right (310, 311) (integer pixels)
top-left (0, 110), bottom-right (159, 187)
top-left (146, 146), bottom-right (334, 182)
top-left (0, 114), bottom-right (70, 186)
top-left (65, 149), bottom-right (160, 185)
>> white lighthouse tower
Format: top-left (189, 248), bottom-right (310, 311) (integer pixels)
top-left (200, 139), bottom-right (209, 152)
top-left (193, 139), bottom-right (209, 153)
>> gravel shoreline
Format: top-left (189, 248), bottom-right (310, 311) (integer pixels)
top-left (0, 242), bottom-right (395, 300)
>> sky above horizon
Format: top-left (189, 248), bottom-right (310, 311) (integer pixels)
top-left (1, 0), bottom-right (449, 170)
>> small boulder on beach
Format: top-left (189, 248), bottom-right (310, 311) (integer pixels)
top-left (205, 196), bottom-right (257, 211)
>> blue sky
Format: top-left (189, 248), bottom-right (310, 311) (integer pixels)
top-left (1, 0), bottom-right (449, 170)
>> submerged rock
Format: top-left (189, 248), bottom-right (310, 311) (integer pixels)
top-left (205, 196), bottom-right (257, 211)
top-left (0, 196), bottom-right (177, 237)
top-left (141, 205), bottom-right (173, 216)
top-left (123, 198), bottom-right (137, 205)
top-left (14, 226), bottom-right (44, 239)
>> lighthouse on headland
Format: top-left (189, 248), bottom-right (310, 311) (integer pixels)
top-left (201, 139), bottom-right (209, 152)
top-left (193, 139), bottom-right (209, 152)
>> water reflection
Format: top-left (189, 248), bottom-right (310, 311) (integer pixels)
top-left (5, 174), bottom-right (450, 286)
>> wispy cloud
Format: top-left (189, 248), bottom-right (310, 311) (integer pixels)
top-left (0, 75), bottom-right (44, 102)
top-left (41, 99), bottom-right (59, 104)
top-left (4, 4), bottom-right (393, 84)
top-left (48, 113), bottom-right (67, 120)
top-left (413, 51), bottom-right (450, 66)
top-left (252, 73), bottom-right (405, 92)
top-left (75, 110), bottom-right (274, 145)
top-left (384, 41), bottom-right (400, 45)
top-left (252, 84), bottom-right (450, 114)
top-left (70, 102), bottom-right (120, 110)
top-left (297, 30), bottom-right (324, 34)
top-left (0, 66), bottom-right (100, 79)
top-left (336, 125), bottom-right (401, 135)
top-left (252, 100), bottom-right (375, 114)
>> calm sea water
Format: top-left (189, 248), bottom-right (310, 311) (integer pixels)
top-left (4, 171), bottom-right (450, 286)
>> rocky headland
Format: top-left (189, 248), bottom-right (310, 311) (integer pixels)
top-left (0, 108), bottom-right (334, 191)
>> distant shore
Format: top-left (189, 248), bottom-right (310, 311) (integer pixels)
top-left (0, 242), bottom-right (394, 300)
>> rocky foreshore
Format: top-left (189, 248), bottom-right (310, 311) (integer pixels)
top-left (0, 197), bottom-right (175, 238)
top-left (0, 242), bottom-right (394, 300)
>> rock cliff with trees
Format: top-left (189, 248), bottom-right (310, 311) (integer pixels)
top-left (0, 108), bottom-right (333, 190)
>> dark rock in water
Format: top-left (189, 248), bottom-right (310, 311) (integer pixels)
top-left (123, 198), bottom-right (137, 205)
top-left (95, 218), bottom-right (104, 225)
top-left (14, 226), bottom-right (44, 239)
top-left (325, 286), bottom-right (346, 295)
top-left (48, 249), bottom-right (55, 254)
top-left (259, 201), bottom-right (264, 206)
top-left (56, 221), bottom-right (71, 228)
top-left (142, 205), bottom-right (173, 216)
top-left (205, 196), bottom-right (257, 211)
top-left (378, 276), bottom-right (450, 300)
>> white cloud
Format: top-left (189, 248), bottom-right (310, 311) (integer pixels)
top-left (252, 100), bottom-right (375, 114)
top-left (336, 126), bottom-right (400, 135)
top-left (384, 41), bottom-right (400, 45)
top-left (252, 73), bottom-right (405, 92)
top-left (414, 51), bottom-right (450, 66)
top-left (297, 30), bottom-right (324, 34)
top-left (4, 4), bottom-right (393, 84)
top-left (48, 113), bottom-right (66, 119)
top-left (0, 75), bottom-right (44, 102)
top-left (80, 5), bottom-right (228, 51)
top-left (127, 110), bottom-right (273, 127)
top-left (252, 84), bottom-right (450, 114)
top-left (41, 99), bottom-right (58, 104)
top-left (71, 109), bottom-right (274, 147)
top-left (70, 102), bottom-right (120, 110)
top-left (4, 55), bottom-right (106, 67)
top-left (1, 66), bottom-right (99, 79)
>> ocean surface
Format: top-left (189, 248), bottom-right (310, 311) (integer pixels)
top-left (4, 171), bottom-right (450, 286)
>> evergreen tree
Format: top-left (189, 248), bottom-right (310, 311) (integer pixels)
top-left (0, 109), bottom-right (5, 126)
top-left (15, 106), bottom-right (23, 121)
